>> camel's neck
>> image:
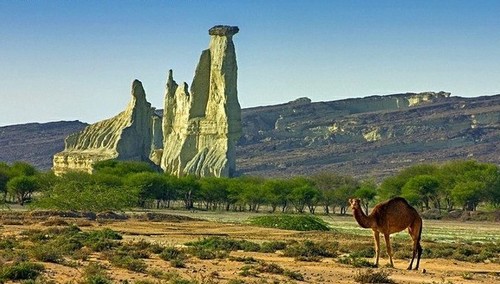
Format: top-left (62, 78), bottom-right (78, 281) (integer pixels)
top-left (352, 207), bottom-right (374, 229)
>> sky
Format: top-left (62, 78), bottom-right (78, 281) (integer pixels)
top-left (1, 0), bottom-right (500, 126)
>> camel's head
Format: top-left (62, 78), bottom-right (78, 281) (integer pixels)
top-left (349, 198), bottom-right (361, 210)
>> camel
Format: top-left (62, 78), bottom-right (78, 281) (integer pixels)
top-left (349, 197), bottom-right (423, 270)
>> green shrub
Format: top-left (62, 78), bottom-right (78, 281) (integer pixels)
top-left (170, 258), bottom-right (186, 268)
top-left (260, 241), bottom-right (287, 253)
top-left (0, 236), bottom-right (17, 249)
top-left (0, 262), bottom-right (45, 281)
top-left (350, 247), bottom-right (375, 258)
top-left (249, 215), bottom-right (330, 231)
top-left (160, 247), bottom-right (186, 261)
top-left (229, 256), bottom-right (259, 264)
top-left (239, 265), bottom-right (259, 277)
top-left (283, 240), bottom-right (338, 261)
top-left (255, 262), bottom-right (284, 274)
top-left (354, 269), bottom-right (394, 283)
top-left (31, 244), bottom-right (63, 263)
top-left (189, 247), bottom-right (228, 260)
top-left (338, 256), bottom-right (376, 268)
top-left (284, 270), bottom-right (304, 281)
top-left (81, 263), bottom-right (112, 284)
top-left (107, 253), bottom-right (148, 273)
top-left (185, 236), bottom-right (260, 252)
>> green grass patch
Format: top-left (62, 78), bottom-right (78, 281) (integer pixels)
top-left (249, 214), bottom-right (330, 231)
top-left (0, 261), bottom-right (45, 281)
top-left (283, 240), bottom-right (338, 261)
top-left (185, 236), bottom-right (260, 252)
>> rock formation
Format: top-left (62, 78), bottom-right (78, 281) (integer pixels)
top-left (160, 25), bottom-right (241, 177)
top-left (53, 80), bottom-right (154, 175)
top-left (53, 25), bottom-right (241, 177)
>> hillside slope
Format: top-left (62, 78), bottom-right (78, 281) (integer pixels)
top-left (0, 94), bottom-right (498, 179)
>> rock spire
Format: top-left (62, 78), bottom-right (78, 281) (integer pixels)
top-left (53, 25), bottom-right (241, 178)
top-left (53, 80), bottom-right (155, 175)
top-left (160, 25), bottom-right (241, 177)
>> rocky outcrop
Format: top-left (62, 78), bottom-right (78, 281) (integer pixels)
top-left (237, 93), bottom-right (499, 180)
top-left (160, 25), bottom-right (241, 177)
top-left (53, 80), bottom-right (154, 175)
top-left (52, 25), bottom-right (241, 177)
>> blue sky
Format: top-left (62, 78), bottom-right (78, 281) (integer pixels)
top-left (1, 0), bottom-right (500, 126)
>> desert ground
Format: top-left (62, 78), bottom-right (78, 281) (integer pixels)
top-left (0, 210), bottom-right (499, 284)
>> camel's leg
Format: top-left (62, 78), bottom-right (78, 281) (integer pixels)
top-left (373, 230), bottom-right (380, 267)
top-left (407, 219), bottom-right (423, 270)
top-left (384, 233), bottom-right (394, 267)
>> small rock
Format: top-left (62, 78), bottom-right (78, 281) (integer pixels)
top-left (421, 268), bottom-right (426, 273)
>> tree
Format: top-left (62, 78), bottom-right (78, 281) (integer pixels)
top-left (289, 184), bottom-right (320, 213)
top-left (0, 164), bottom-right (11, 201)
top-left (379, 164), bottom-right (439, 200)
top-left (263, 179), bottom-right (291, 213)
top-left (7, 175), bottom-right (39, 205)
top-left (311, 172), bottom-right (358, 214)
top-left (176, 176), bottom-right (199, 210)
top-left (126, 172), bottom-right (171, 208)
top-left (199, 177), bottom-right (229, 210)
top-left (10, 161), bottom-right (37, 177)
top-left (93, 160), bottom-right (156, 176)
top-left (451, 181), bottom-right (483, 211)
top-left (401, 175), bottom-right (440, 210)
top-left (355, 180), bottom-right (377, 214)
top-left (33, 181), bottom-right (139, 212)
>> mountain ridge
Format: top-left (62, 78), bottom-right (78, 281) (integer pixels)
top-left (1, 92), bottom-right (498, 180)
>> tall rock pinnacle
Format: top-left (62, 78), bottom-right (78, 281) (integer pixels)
top-left (160, 25), bottom-right (241, 177)
top-left (53, 26), bottom-right (241, 178)
top-left (53, 80), bottom-right (155, 175)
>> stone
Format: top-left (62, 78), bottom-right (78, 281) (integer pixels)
top-left (53, 80), bottom-right (155, 175)
top-left (160, 25), bottom-right (241, 177)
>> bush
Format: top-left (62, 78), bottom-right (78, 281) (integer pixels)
top-left (338, 256), bottom-right (376, 268)
top-left (283, 240), bottom-right (338, 261)
top-left (0, 262), bottom-right (45, 281)
top-left (31, 244), bottom-right (63, 263)
top-left (249, 215), bottom-right (330, 231)
top-left (0, 236), bottom-right (17, 249)
top-left (260, 241), bottom-right (287, 253)
top-left (189, 248), bottom-right (228, 260)
top-left (256, 262), bottom-right (284, 274)
top-left (185, 236), bottom-right (260, 252)
top-left (80, 262), bottom-right (112, 284)
top-left (284, 270), bottom-right (304, 281)
top-left (354, 269), bottom-right (394, 283)
top-left (160, 247), bottom-right (186, 261)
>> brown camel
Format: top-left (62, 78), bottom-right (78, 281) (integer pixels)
top-left (349, 197), bottom-right (423, 270)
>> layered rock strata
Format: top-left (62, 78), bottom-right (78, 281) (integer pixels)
top-left (160, 25), bottom-right (241, 177)
top-left (53, 80), bottom-right (154, 175)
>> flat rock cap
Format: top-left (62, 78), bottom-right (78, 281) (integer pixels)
top-left (209, 25), bottom-right (239, 36)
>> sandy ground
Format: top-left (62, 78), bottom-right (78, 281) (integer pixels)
top-left (1, 215), bottom-right (499, 283)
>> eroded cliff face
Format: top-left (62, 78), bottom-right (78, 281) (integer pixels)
top-left (53, 80), bottom-right (154, 175)
top-left (160, 26), bottom-right (241, 177)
